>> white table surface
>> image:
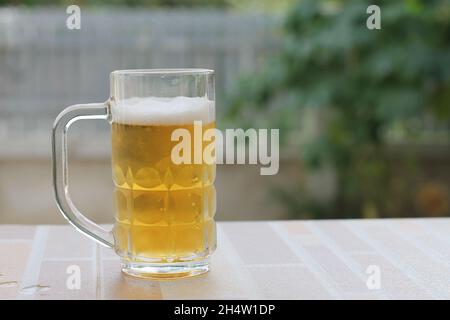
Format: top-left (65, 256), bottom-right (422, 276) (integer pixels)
top-left (1, 218), bottom-right (450, 299)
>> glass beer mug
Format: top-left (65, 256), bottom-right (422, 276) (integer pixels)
top-left (52, 69), bottom-right (216, 279)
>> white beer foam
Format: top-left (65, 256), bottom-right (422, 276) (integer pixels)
top-left (112, 96), bottom-right (215, 125)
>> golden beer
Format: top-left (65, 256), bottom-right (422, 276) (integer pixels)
top-left (111, 99), bottom-right (216, 264)
top-left (53, 69), bottom-right (216, 279)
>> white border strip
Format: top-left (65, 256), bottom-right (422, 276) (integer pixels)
top-left (305, 222), bottom-right (389, 299)
top-left (16, 226), bottom-right (49, 300)
top-left (269, 222), bottom-right (340, 299)
top-left (345, 221), bottom-right (443, 299)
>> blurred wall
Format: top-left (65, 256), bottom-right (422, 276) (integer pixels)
top-left (0, 8), bottom-right (288, 223)
top-left (0, 8), bottom-right (280, 157)
top-left (0, 158), bottom-right (302, 224)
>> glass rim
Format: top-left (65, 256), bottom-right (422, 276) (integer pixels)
top-left (111, 68), bottom-right (214, 76)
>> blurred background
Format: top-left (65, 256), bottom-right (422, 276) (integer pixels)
top-left (0, 0), bottom-right (449, 224)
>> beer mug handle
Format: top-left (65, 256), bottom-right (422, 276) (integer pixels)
top-left (52, 102), bottom-right (114, 248)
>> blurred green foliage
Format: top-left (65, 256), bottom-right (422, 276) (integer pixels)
top-left (228, 0), bottom-right (450, 219)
